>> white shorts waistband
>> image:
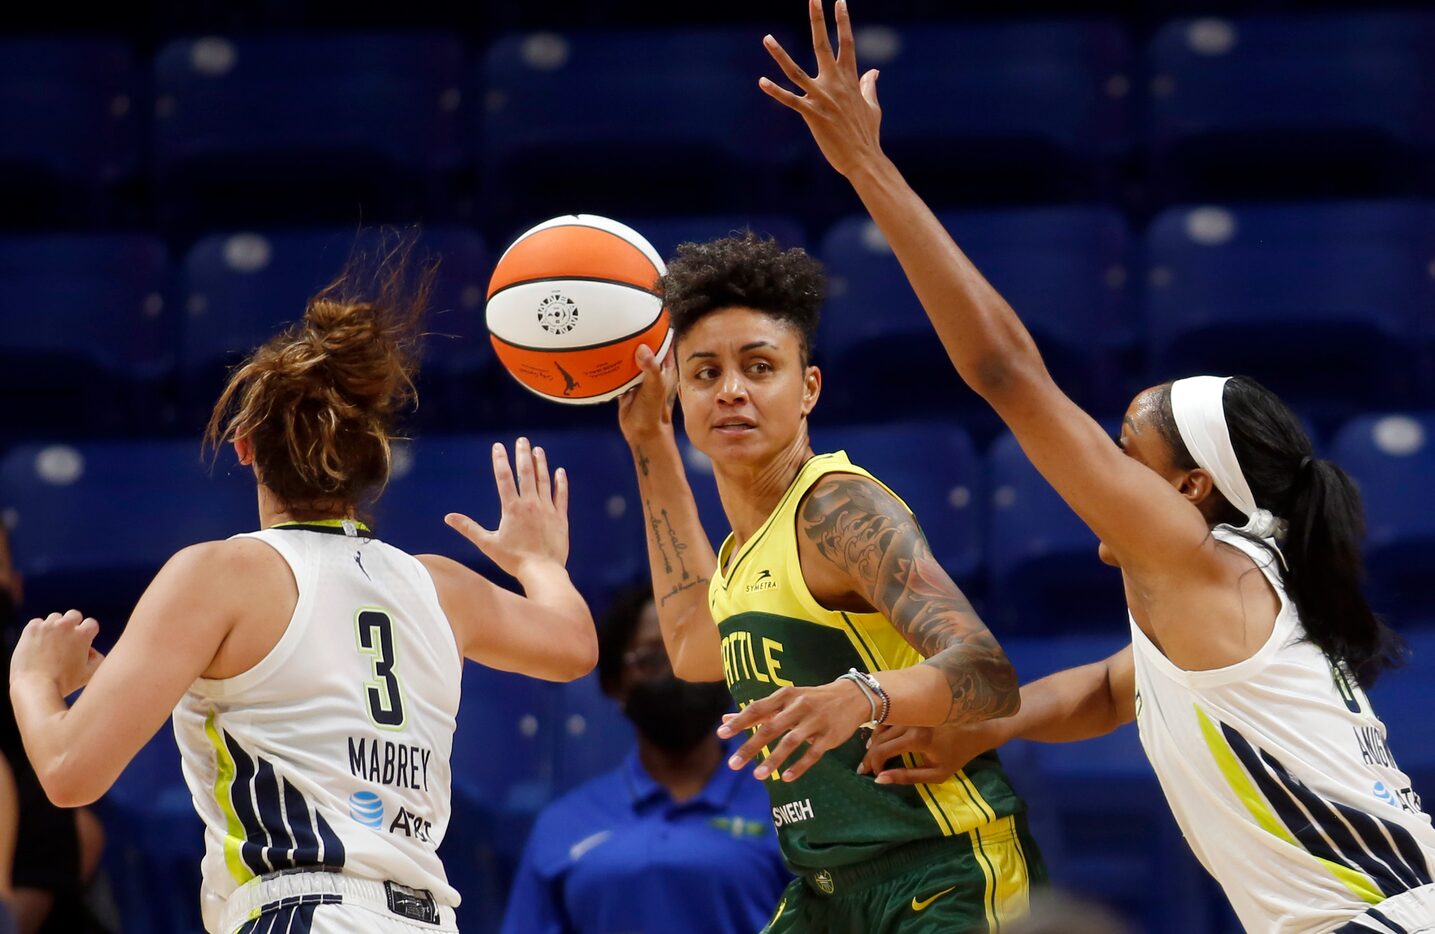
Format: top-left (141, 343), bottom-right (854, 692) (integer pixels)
top-left (1344, 882), bottom-right (1435, 933)
top-left (219, 870), bottom-right (459, 933)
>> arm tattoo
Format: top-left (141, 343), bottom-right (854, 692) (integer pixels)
top-left (645, 498), bottom-right (709, 607)
top-left (800, 475), bottom-right (1019, 724)
top-left (636, 446), bottom-right (651, 478)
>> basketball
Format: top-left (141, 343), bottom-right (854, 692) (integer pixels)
top-left (485, 215), bottom-right (673, 405)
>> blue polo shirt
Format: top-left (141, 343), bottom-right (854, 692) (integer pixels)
top-left (501, 747), bottom-right (791, 934)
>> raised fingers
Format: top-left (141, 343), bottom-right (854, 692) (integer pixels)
top-left (763, 34), bottom-right (815, 93)
top-left (776, 738), bottom-right (828, 783)
top-left (532, 444), bottom-right (552, 504)
top-left (808, 0), bottom-right (835, 67)
top-left (834, 0), bottom-right (858, 77)
top-left (553, 466), bottom-right (569, 518)
top-left (490, 442), bottom-right (518, 506)
top-left (513, 437), bottom-right (535, 497)
top-left (755, 727), bottom-right (812, 781)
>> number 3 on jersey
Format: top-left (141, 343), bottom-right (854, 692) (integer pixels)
top-left (356, 608), bottom-right (406, 729)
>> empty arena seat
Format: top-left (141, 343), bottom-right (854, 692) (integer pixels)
top-left (985, 429), bottom-right (1127, 635)
top-left (819, 208), bottom-right (1132, 421)
top-left (813, 422), bottom-right (986, 588)
top-left (1148, 13), bottom-right (1435, 199)
top-left (0, 38), bottom-right (139, 223)
top-left (1145, 201), bottom-right (1433, 426)
top-left (841, 20), bottom-right (1131, 203)
top-left (552, 672), bottom-right (635, 792)
top-left (374, 431), bottom-right (642, 601)
top-left (0, 234), bottom-right (173, 437)
top-left (1330, 412), bottom-right (1435, 627)
top-left (1368, 626), bottom-right (1435, 795)
top-left (180, 227), bottom-right (490, 427)
top-left (0, 440), bottom-right (255, 635)
top-left (623, 215), bottom-right (809, 265)
top-left (480, 29), bottom-right (804, 227)
top-left (153, 34), bottom-right (466, 227)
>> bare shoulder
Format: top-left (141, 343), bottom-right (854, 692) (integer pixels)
top-left (157, 538), bottom-right (294, 604)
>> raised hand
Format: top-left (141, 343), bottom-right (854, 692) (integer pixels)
top-left (11, 609), bottom-right (105, 696)
top-left (759, 0), bottom-right (883, 179)
top-left (716, 678), bottom-right (872, 783)
top-left (617, 343), bottom-right (678, 449)
top-left (446, 438), bottom-right (570, 577)
top-left (857, 720), bottom-right (1003, 785)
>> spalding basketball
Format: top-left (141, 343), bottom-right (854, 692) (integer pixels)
top-left (486, 215), bottom-right (673, 405)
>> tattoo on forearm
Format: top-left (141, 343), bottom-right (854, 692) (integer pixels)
top-left (645, 499), bottom-right (708, 606)
top-left (637, 446), bottom-right (651, 478)
top-left (661, 508), bottom-right (690, 580)
top-left (801, 476), bottom-right (1019, 724)
top-left (646, 498), bottom-right (672, 574)
top-left (659, 578), bottom-right (709, 607)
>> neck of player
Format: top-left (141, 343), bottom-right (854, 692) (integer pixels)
top-left (711, 428), bottom-right (815, 551)
top-left (256, 483), bottom-right (356, 529)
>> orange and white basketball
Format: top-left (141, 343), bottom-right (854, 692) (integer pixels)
top-left (485, 215), bottom-right (673, 405)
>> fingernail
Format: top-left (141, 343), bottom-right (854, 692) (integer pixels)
top-left (764, 33), bottom-right (774, 44)
top-left (556, 468), bottom-right (566, 479)
top-left (728, 755), bottom-right (743, 769)
top-left (875, 774), bottom-right (891, 785)
top-left (754, 766), bottom-right (770, 780)
top-left (717, 725), bottom-right (733, 738)
top-left (492, 442), bottom-right (502, 452)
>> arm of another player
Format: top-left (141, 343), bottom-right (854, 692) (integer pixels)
top-left (860, 645), bottom-right (1136, 784)
top-left (760, 0), bottom-right (1212, 584)
top-left (617, 345), bottom-right (725, 683)
top-left (720, 474), bottom-right (1018, 782)
top-left (425, 438), bottom-right (597, 682)
top-left (9, 540), bottom-right (263, 807)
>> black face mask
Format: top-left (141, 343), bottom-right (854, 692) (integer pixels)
top-left (622, 675), bottom-right (732, 752)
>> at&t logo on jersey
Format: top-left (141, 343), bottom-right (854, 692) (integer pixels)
top-left (349, 790), bottom-right (384, 828)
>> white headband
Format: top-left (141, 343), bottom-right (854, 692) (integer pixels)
top-left (1169, 376), bottom-right (1285, 541)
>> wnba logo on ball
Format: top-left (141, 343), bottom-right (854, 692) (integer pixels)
top-left (536, 293), bottom-right (579, 335)
top-left (348, 790), bottom-right (385, 829)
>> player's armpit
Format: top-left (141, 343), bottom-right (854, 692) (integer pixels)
top-left (797, 473), bottom-right (1018, 726)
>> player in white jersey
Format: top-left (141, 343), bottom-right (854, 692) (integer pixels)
top-left (762, 3), bottom-right (1434, 930)
top-left (8, 246), bottom-right (599, 933)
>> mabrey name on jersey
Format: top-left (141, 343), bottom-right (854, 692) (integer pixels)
top-left (349, 736), bottom-right (433, 792)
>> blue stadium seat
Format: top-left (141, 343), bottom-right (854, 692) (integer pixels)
top-left (1148, 14), bottom-right (1435, 200)
top-left (552, 672), bottom-right (634, 792)
top-left (480, 29), bottom-right (804, 227)
top-left (447, 661), bottom-right (559, 932)
top-left (624, 215), bottom-right (808, 266)
top-left (813, 422), bottom-right (985, 589)
top-left (1145, 202), bottom-right (1432, 428)
top-left (1330, 412), bottom-right (1435, 628)
top-left (153, 35), bottom-right (466, 227)
top-left (0, 38), bottom-right (139, 223)
top-left (818, 208), bottom-right (1131, 422)
top-left (1368, 626), bottom-right (1435, 796)
top-left (97, 724), bottom-right (204, 934)
top-left (0, 441), bottom-right (255, 642)
top-left (180, 227), bottom-right (490, 428)
top-left (985, 429), bottom-right (1127, 635)
top-left (836, 20), bottom-right (1131, 203)
top-left (374, 431), bottom-right (642, 602)
top-left (0, 235), bottom-right (173, 437)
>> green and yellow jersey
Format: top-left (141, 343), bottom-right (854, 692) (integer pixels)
top-left (710, 451), bottom-right (1026, 874)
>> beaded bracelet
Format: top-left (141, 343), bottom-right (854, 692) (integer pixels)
top-left (838, 670), bottom-right (879, 725)
top-left (842, 668), bottom-right (891, 727)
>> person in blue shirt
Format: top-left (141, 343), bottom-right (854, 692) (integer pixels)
top-left (501, 584), bottom-right (791, 934)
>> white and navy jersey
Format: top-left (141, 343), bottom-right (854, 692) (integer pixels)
top-left (1132, 527), bottom-right (1435, 933)
top-left (173, 523), bottom-right (462, 933)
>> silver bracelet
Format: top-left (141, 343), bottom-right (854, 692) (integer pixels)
top-left (843, 668), bottom-right (890, 727)
top-left (838, 670), bottom-right (879, 725)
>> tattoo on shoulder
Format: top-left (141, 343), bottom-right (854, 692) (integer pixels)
top-left (800, 474), bottom-right (1018, 723)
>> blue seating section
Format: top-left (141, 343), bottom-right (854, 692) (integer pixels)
top-left (5, 11), bottom-right (1435, 934)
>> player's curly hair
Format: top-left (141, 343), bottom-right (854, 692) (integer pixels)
top-left (205, 235), bottom-right (435, 512)
top-left (660, 232), bottom-right (825, 365)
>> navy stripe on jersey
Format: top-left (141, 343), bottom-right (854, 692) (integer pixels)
top-left (1334, 907), bottom-right (1410, 934)
top-left (221, 729), bottom-right (346, 874)
top-left (224, 731), bottom-right (272, 876)
top-left (235, 894), bottom-right (337, 934)
top-left (1256, 745), bottom-right (1432, 893)
top-left (1221, 723), bottom-right (1407, 898)
top-left (254, 757), bottom-right (294, 868)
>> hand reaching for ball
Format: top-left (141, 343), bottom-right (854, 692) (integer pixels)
top-left (617, 343), bottom-right (678, 449)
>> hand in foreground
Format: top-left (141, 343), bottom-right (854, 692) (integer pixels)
top-left (857, 720), bottom-right (1001, 785)
top-left (11, 610), bottom-right (105, 696)
top-left (717, 679), bottom-right (870, 783)
top-left (617, 343), bottom-right (678, 448)
top-left (447, 438), bottom-right (569, 576)
top-left (759, 0), bottom-right (883, 179)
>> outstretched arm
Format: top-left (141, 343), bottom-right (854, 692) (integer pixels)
top-left (861, 645), bottom-right (1136, 785)
top-left (760, 0), bottom-right (1211, 582)
top-left (618, 346), bottom-right (724, 682)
